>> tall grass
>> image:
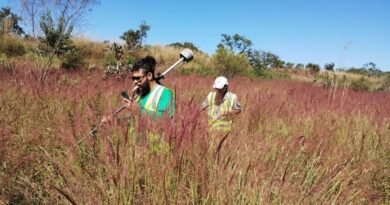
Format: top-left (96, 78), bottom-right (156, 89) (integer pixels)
top-left (0, 64), bottom-right (389, 204)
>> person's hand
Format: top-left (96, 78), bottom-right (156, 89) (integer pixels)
top-left (219, 112), bottom-right (234, 120)
top-left (101, 115), bottom-right (113, 124)
top-left (221, 111), bottom-right (229, 117)
top-left (123, 98), bottom-right (133, 110)
top-left (215, 112), bottom-right (227, 121)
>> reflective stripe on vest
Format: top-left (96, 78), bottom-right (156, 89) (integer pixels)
top-left (144, 84), bottom-right (165, 112)
top-left (207, 92), bottom-right (237, 131)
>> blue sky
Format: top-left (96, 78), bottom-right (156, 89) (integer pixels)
top-left (1, 0), bottom-right (389, 70)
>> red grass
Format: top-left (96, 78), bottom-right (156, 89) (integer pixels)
top-left (0, 64), bottom-right (389, 204)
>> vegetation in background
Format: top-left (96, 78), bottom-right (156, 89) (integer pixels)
top-left (249, 50), bottom-right (284, 79)
top-left (121, 21), bottom-right (151, 52)
top-left (324, 62), bottom-right (335, 71)
top-left (1, 5), bottom-right (389, 90)
top-left (17, 0), bottom-right (100, 38)
top-left (39, 11), bottom-right (74, 57)
top-left (0, 3), bottom-right (390, 204)
top-left (168, 41), bottom-right (201, 53)
top-left (350, 77), bottom-right (371, 91)
top-left (0, 7), bottom-right (24, 36)
top-left (211, 46), bottom-right (251, 77)
top-left (0, 36), bottom-right (26, 57)
top-left (380, 75), bottom-right (390, 91)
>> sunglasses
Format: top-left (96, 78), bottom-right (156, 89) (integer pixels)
top-left (131, 75), bottom-right (146, 81)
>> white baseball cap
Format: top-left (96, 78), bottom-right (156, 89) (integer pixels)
top-left (213, 76), bottom-right (228, 89)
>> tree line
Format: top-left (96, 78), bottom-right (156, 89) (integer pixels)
top-left (0, 1), bottom-right (386, 79)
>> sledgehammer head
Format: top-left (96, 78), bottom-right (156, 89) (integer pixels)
top-left (180, 48), bottom-right (193, 62)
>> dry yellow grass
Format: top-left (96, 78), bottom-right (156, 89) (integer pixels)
top-left (73, 37), bottom-right (107, 68)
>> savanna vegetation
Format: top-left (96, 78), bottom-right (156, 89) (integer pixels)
top-left (1, 64), bottom-right (389, 204)
top-left (1, 2), bottom-right (389, 204)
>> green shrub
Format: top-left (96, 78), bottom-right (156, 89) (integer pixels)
top-left (103, 53), bottom-right (117, 66)
top-left (350, 77), bottom-right (371, 91)
top-left (60, 48), bottom-right (85, 70)
top-left (210, 47), bottom-right (251, 77)
top-left (0, 37), bottom-right (26, 57)
top-left (306, 63), bottom-right (321, 75)
top-left (274, 69), bottom-right (291, 79)
top-left (251, 67), bottom-right (274, 79)
top-left (379, 75), bottom-right (390, 91)
top-left (74, 38), bottom-right (106, 62)
top-left (123, 55), bottom-right (136, 66)
top-left (39, 11), bottom-right (74, 57)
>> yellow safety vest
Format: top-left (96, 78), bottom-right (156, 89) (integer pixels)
top-left (136, 84), bottom-right (165, 113)
top-left (207, 92), bottom-right (237, 132)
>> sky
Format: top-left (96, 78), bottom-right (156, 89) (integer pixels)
top-left (1, 0), bottom-right (389, 71)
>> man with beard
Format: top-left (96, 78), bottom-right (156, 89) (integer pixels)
top-left (127, 56), bottom-right (174, 118)
top-left (99, 56), bottom-right (173, 154)
top-left (102, 56), bottom-right (174, 125)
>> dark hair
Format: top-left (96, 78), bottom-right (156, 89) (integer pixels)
top-left (131, 56), bottom-right (156, 75)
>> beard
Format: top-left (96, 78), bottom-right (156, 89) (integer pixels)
top-left (138, 81), bottom-right (151, 97)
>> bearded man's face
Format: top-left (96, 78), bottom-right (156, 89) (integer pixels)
top-left (131, 69), bottom-right (151, 97)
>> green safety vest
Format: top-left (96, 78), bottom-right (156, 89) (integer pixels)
top-left (136, 84), bottom-right (174, 117)
top-left (206, 92), bottom-right (237, 132)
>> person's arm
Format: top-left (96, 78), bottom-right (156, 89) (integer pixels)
top-left (201, 99), bottom-right (208, 110)
top-left (226, 109), bottom-right (241, 115)
top-left (201, 92), bottom-right (212, 111)
top-left (101, 96), bottom-right (139, 124)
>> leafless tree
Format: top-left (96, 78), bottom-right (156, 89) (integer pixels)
top-left (44, 0), bottom-right (100, 32)
top-left (19, 0), bottom-right (43, 37)
top-left (18, 0), bottom-right (100, 37)
top-left (38, 0), bottom-right (100, 81)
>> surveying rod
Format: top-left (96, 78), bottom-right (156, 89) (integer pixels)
top-left (156, 48), bottom-right (194, 81)
top-left (68, 86), bottom-right (138, 154)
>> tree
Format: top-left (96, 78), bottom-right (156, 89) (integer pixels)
top-left (16, 0), bottom-right (100, 37)
top-left (363, 62), bottom-right (376, 70)
top-left (249, 50), bottom-right (282, 69)
top-left (285, 62), bottom-right (294, 69)
top-left (324, 63), bottom-right (335, 71)
top-left (218, 33), bottom-right (252, 55)
top-left (216, 33), bottom-right (286, 77)
top-left (39, 11), bottom-right (74, 57)
top-left (18, 0), bottom-right (43, 37)
top-left (38, 10), bottom-right (77, 79)
top-left (35, 0), bottom-right (99, 80)
top-left (121, 21), bottom-right (150, 51)
top-left (363, 62), bottom-right (382, 75)
top-left (211, 46), bottom-right (251, 77)
top-left (295, 63), bottom-right (304, 70)
top-left (275, 60), bottom-right (285, 69)
top-left (305, 63), bottom-right (321, 74)
top-left (45, 0), bottom-right (100, 30)
top-left (0, 7), bottom-right (24, 36)
top-left (248, 50), bottom-right (283, 77)
top-left (169, 42), bottom-right (200, 52)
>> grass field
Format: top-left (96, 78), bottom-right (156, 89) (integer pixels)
top-left (0, 64), bottom-right (389, 204)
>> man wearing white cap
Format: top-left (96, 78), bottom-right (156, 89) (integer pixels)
top-left (201, 76), bottom-right (241, 132)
